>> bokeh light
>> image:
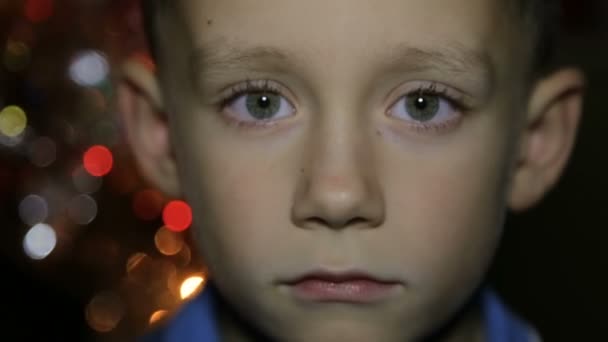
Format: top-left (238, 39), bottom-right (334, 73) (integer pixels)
top-left (154, 226), bottom-right (184, 256)
top-left (162, 200), bottom-right (193, 232)
top-left (18, 194), bottom-right (48, 226)
top-left (67, 194), bottom-right (98, 225)
top-left (133, 189), bottom-right (164, 221)
top-left (0, 127), bottom-right (26, 147)
top-left (174, 244), bottom-right (192, 267)
top-left (180, 275), bottom-right (205, 300)
top-left (27, 136), bottom-right (57, 167)
top-left (125, 252), bottom-right (148, 277)
top-left (83, 145), bottom-right (113, 177)
top-left (149, 310), bottom-right (168, 325)
top-left (69, 50), bottom-right (109, 87)
top-left (24, 0), bottom-right (54, 23)
top-left (85, 291), bottom-right (125, 333)
top-left (23, 223), bottom-right (57, 260)
top-left (0, 105), bottom-right (27, 137)
top-left (72, 165), bottom-right (103, 194)
top-left (3, 40), bottom-right (31, 72)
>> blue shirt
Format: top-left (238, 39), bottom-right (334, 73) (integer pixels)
top-left (142, 284), bottom-right (540, 342)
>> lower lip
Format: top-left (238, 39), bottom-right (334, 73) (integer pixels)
top-left (288, 279), bottom-right (400, 303)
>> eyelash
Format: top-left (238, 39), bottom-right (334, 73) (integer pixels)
top-left (393, 83), bottom-right (469, 134)
top-left (217, 79), bottom-right (469, 131)
top-left (217, 79), bottom-right (285, 129)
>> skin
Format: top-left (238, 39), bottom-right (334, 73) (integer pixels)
top-left (118, 0), bottom-right (584, 341)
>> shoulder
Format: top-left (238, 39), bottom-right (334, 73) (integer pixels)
top-left (139, 284), bottom-right (221, 342)
top-left (481, 290), bottom-right (542, 342)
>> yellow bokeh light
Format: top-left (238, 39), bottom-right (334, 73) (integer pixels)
top-left (0, 105), bottom-right (27, 137)
top-left (180, 275), bottom-right (205, 300)
top-left (149, 310), bottom-right (168, 325)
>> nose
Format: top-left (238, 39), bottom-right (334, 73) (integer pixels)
top-left (291, 120), bottom-right (385, 231)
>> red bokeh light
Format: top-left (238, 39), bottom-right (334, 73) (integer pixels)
top-left (24, 0), bottom-right (54, 23)
top-left (132, 189), bottom-right (164, 221)
top-left (83, 145), bottom-right (113, 177)
top-left (162, 200), bottom-right (192, 232)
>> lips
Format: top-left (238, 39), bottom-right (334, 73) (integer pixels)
top-left (282, 270), bottom-right (402, 303)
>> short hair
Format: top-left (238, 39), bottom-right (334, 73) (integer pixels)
top-left (141, 0), bottom-right (562, 79)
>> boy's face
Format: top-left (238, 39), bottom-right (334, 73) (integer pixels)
top-left (123, 0), bottom-right (582, 340)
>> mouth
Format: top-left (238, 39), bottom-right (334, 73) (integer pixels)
top-left (280, 270), bottom-right (403, 303)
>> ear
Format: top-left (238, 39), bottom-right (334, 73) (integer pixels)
top-left (508, 68), bottom-right (585, 212)
top-left (116, 54), bottom-right (181, 197)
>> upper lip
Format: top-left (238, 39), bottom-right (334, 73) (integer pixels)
top-left (282, 269), bottom-right (401, 285)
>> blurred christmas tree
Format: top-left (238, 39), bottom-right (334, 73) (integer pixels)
top-left (1, 1), bottom-right (205, 340)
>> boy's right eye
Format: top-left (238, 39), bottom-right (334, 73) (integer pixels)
top-left (225, 91), bottom-right (295, 124)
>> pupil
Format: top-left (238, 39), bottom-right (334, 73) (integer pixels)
top-left (415, 96), bottom-right (427, 109)
top-left (258, 96), bottom-right (270, 108)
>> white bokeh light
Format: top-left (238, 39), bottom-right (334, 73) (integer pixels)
top-left (69, 50), bottom-right (109, 87)
top-left (67, 194), bottom-right (98, 225)
top-left (72, 165), bottom-right (103, 194)
top-left (23, 223), bottom-right (57, 260)
top-left (27, 136), bottom-right (57, 167)
top-left (18, 194), bottom-right (48, 226)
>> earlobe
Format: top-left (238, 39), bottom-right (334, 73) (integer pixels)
top-left (117, 56), bottom-right (181, 197)
top-left (508, 68), bottom-right (585, 212)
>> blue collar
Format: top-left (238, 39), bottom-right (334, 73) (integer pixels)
top-left (142, 284), bottom-right (538, 342)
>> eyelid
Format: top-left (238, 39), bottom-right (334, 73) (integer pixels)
top-left (217, 78), bottom-right (297, 108)
top-left (385, 81), bottom-right (473, 112)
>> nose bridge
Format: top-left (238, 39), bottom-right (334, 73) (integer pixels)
top-left (292, 102), bottom-right (384, 230)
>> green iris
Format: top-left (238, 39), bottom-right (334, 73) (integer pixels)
top-left (405, 94), bottom-right (440, 122)
top-left (245, 93), bottom-right (281, 120)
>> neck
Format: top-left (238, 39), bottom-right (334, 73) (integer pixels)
top-left (215, 291), bottom-right (486, 342)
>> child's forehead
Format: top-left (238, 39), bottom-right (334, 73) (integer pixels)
top-left (176, 0), bottom-right (512, 67)
top-left (171, 0), bottom-right (512, 94)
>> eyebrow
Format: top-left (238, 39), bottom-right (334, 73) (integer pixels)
top-left (189, 41), bottom-right (297, 86)
top-left (382, 42), bottom-right (496, 88)
top-left (189, 39), bottom-right (495, 95)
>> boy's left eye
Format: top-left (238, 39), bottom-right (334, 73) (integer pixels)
top-left (387, 91), bottom-right (461, 128)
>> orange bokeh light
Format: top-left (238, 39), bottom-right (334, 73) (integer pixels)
top-left (180, 275), bottom-right (205, 299)
top-left (162, 200), bottom-right (192, 232)
top-left (83, 145), bottom-right (113, 177)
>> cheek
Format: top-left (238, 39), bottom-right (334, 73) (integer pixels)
top-left (172, 124), bottom-right (297, 283)
top-left (380, 116), bottom-right (513, 290)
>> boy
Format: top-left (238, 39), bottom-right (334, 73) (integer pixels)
top-left (118, 0), bottom-right (585, 341)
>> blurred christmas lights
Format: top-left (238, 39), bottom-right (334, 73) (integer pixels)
top-left (85, 291), bottom-right (125, 333)
top-left (180, 275), bottom-right (205, 300)
top-left (154, 226), bottom-right (184, 256)
top-left (24, 0), bottom-right (54, 23)
top-left (23, 223), bottom-right (57, 260)
top-left (0, 105), bottom-right (27, 138)
top-left (69, 50), bottom-right (109, 87)
top-left (3, 40), bottom-right (31, 72)
top-left (149, 310), bottom-right (168, 325)
top-left (72, 164), bottom-right (103, 194)
top-left (67, 194), bottom-right (98, 225)
top-left (27, 136), bottom-right (57, 167)
top-left (19, 194), bottom-right (48, 226)
top-left (83, 145), bottom-right (113, 177)
top-left (162, 200), bottom-right (193, 232)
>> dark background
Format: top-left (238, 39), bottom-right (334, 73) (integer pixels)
top-left (1, 0), bottom-right (607, 341)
